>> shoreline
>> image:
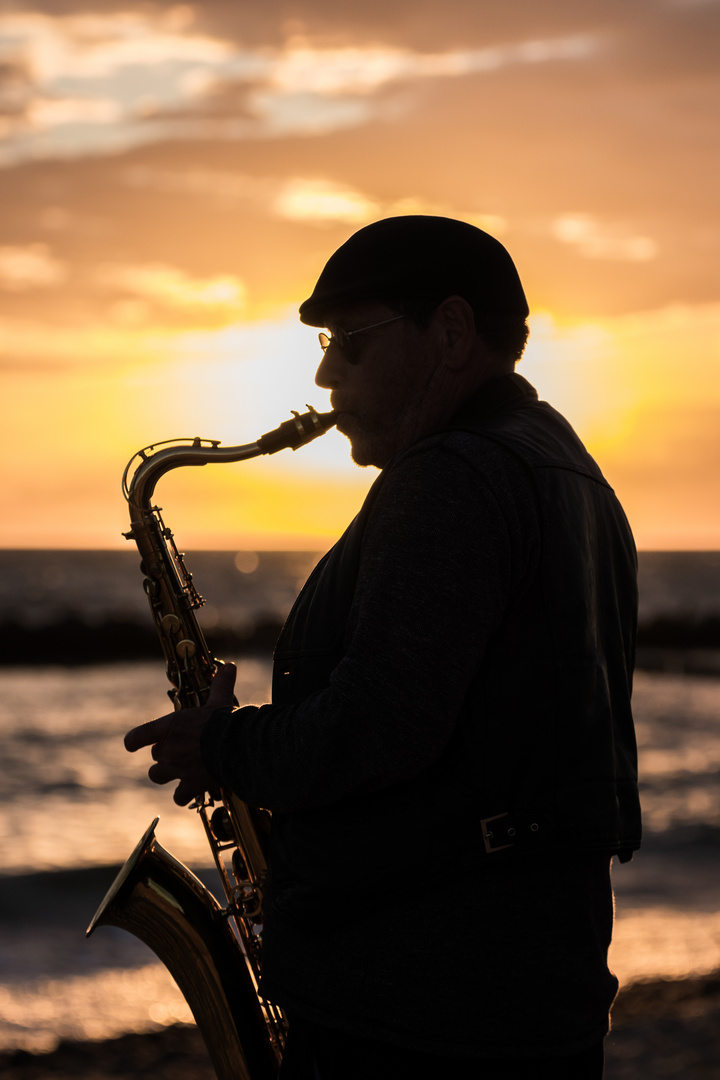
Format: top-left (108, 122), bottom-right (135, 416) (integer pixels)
top-left (1, 618), bottom-right (720, 677)
top-left (2, 972), bottom-right (719, 1079)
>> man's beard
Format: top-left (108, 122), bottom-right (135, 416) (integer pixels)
top-left (347, 429), bottom-right (387, 469)
top-left (343, 413), bottom-right (421, 469)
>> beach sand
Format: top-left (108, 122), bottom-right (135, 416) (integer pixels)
top-left (1, 973), bottom-right (719, 1079)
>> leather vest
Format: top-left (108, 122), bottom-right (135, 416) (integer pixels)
top-left (268, 374), bottom-right (640, 925)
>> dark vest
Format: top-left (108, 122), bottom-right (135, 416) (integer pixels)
top-left (268, 374), bottom-right (640, 926)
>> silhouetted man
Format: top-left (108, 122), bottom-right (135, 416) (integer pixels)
top-left (127, 216), bottom-right (641, 1079)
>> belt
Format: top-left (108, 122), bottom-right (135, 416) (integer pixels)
top-left (480, 810), bottom-right (553, 854)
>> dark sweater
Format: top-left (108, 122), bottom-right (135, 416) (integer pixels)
top-left (202, 374), bottom-right (638, 1059)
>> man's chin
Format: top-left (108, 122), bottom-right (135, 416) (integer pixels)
top-left (343, 431), bottom-right (373, 468)
top-left (340, 430), bottom-right (377, 468)
top-left (349, 436), bottom-right (388, 469)
top-left (336, 415), bottom-right (386, 468)
top-left (349, 446), bottom-right (377, 468)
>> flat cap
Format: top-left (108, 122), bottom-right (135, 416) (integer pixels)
top-left (299, 215), bottom-right (528, 327)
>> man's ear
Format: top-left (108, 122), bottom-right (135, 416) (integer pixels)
top-left (433, 295), bottom-right (477, 369)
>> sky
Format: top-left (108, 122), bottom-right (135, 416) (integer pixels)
top-left (1, 0), bottom-right (719, 550)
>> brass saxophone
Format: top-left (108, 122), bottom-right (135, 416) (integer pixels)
top-left (87, 406), bottom-right (336, 1080)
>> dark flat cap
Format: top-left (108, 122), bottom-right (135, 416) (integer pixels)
top-left (299, 215), bottom-right (528, 326)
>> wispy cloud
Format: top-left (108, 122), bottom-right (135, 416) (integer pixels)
top-left (25, 95), bottom-right (121, 128)
top-left (0, 8), bottom-right (236, 162)
top-left (0, 9), bottom-right (232, 83)
top-left (0, 10), bottom-right (601, 163)
top-left (0, 243), bottom-right (67, 287)
top-left (553, 215), bottom-right (658, 262)
top-left (120, 165), bottom-right (508, 236)
top-left (260, 35), bottom-right (597, 95)
top-left (273, 178), bottom-right (380, 224)
top-left (97, 262), bottom-right (247, 321)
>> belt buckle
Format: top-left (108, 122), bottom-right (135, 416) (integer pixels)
top-left (481, 811), bottom-right (515, 854)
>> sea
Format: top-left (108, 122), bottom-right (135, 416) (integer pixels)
top-left (1, 549), bottom-right (720, 1054)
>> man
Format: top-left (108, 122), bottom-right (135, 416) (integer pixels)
top-left (126, 216), bottom-right (641, 1079)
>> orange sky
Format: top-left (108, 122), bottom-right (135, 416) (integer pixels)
top-left (1, 1), bottom-right (719, 550)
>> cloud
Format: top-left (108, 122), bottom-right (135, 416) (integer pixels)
top-left (553, 214), bottom-right (658, 262)
top-left (0, 242), bottom-right (67, 288)
top-left (120, 165), bottom-right (507, 237)
top-left (0, 10), bottom-right (232, 83)
top-left (232, 34), bottom-right (599, 136)
top-left (0, 0), bottom-right (717, 323)
top-left (0, 8), bottom-right (237, 161)
top-left (26, 95), bottom-right (121, 127)
top-left (98, 262), bottom-right (247, 318)
top-left (273, 178), bottom-right (380, 223)
top-left (0, 8), bottom-right (603, 162)
top-left (244, 89), bottom-right (375, 137)
top-left (260, 35), bottom-right (598, 96)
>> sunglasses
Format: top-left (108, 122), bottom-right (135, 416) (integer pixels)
top-left (318, 315), bottom-right (406, 363)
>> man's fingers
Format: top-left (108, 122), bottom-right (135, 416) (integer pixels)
top-left (147, 761), bottom-right (178, 785)
top-left (173, 769), bottom-right (218, 806)
top-left (207, 661), bottom-right (237, 707)
top-left (125, 664), bottom-right (235, 755)
top-left (124, 714), bottom-right (173, 752)
top-left (125, 668), bottom-right (233, 802)
top-left (173, 776), bottom-right (203, 806)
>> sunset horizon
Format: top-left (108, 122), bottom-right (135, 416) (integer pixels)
top-left (2, 1), bottom-right (719, 552)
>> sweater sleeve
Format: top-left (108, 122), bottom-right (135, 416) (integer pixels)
top-left (201, 436), bottom-right (539, 812)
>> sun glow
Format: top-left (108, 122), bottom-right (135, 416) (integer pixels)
top-left (2, 301), bottom-right (719, 550)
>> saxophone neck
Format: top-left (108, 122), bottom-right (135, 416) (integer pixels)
top-left (123, 407), bottom-right (336, 511)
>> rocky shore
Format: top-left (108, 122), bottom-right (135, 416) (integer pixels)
top-left (2, 972), bottom-right (720, 1079)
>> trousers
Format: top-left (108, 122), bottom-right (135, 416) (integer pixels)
top-left (278, 1017), bottom-right (605, 1079)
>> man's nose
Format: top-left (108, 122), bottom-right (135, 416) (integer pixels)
top-left (315, 342), bottom-right (343, 389)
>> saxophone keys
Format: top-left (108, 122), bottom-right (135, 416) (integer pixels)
top-left (177, 639), bottom-right (196, 659)
top-left (209, 806), bottom-right (234, 843)
top-left (232, 847), bottom-right (249, 882)
top-left (161, 613), bottom-right (181, 634)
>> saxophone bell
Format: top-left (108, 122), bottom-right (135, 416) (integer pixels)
top-left (86, 819), bottom-right (278, 1080)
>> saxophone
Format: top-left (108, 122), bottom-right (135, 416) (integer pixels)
top-left (87, 406), bottom-right (336, 1080)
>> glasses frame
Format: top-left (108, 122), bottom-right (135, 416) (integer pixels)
top-left (318, 314), bottom-right (406, 363)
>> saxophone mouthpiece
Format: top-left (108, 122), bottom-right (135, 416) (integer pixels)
top-left (257, 406), bottom-right (337, 455)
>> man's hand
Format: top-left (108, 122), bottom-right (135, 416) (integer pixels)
top-left (124, 661), bottom-right (237, 806)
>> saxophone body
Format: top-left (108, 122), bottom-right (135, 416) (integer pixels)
top-left (87, 407), bottom-right (336, 1080)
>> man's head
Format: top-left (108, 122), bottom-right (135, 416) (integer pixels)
top-left (301, 216), bottom-right (529, 467)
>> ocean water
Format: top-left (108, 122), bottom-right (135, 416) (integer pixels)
top-left (0, 550), bottom-right (719, 1053)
